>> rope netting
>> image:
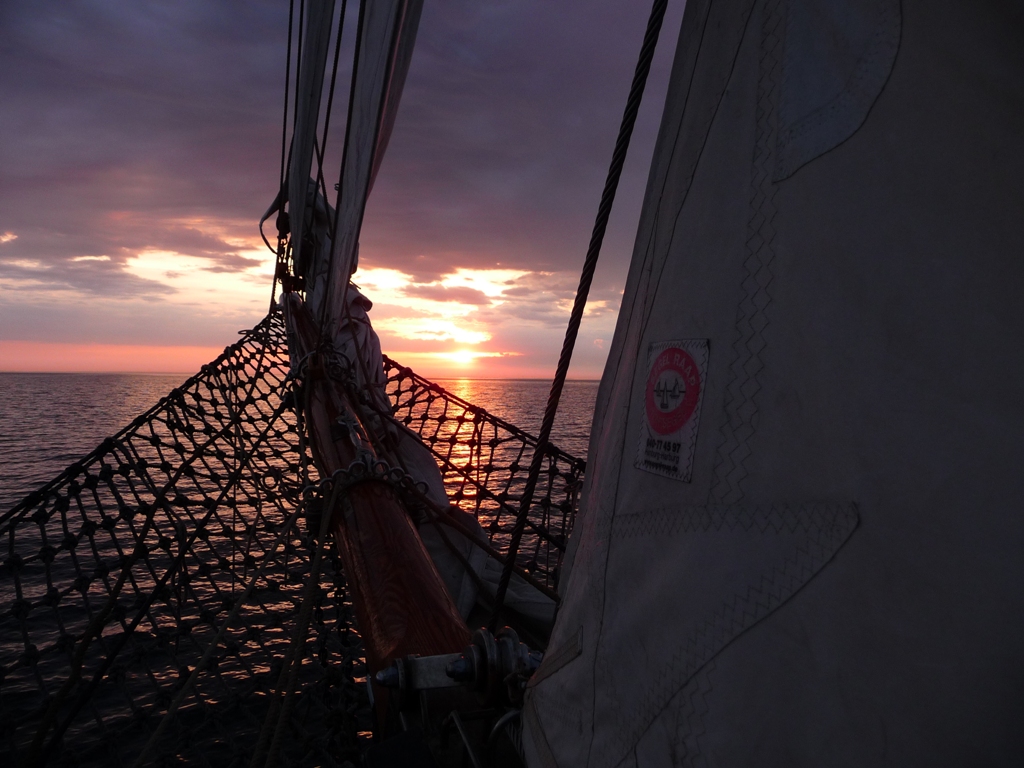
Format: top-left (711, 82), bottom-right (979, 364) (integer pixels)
top-left (381, 360), bottom-right (585, 592)
top-left (0, 310), bottom-right (371, 766)
top-left (1, 309), bottom-right (583, 766)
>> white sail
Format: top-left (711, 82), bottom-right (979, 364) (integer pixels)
top-left (314, 0), bottom-right (424, 332)
top-left (525, 1), bottom-right (1024, 765)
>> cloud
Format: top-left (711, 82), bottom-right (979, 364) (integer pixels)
top-left (403, 283), bottom-right (491, 305)
top-left (0, 0), bottom-right (686, 377)
top-left (0, 252), bottom-right (174, 296)
top-left (374, 317), bottom-right (490, 345)
top-left (348, 264), bottom-right (621, 379)
top-left (0, 0), bottom-right (286, 311)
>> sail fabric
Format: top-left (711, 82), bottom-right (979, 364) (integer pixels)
top-left (525, 1), bottom-right (1024, 766)
top-left (300, 180), bottom-right (338, 321)
top-left (774, 0), bottom-right (900, 180)
top-left (322, 0), bottom-right (424, 333)
top-left (288, 0), bottom-right (338, 279)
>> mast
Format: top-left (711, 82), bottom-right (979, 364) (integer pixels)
top-left (282, 294), bottom-right (468, 673)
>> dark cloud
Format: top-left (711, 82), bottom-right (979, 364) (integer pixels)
top-left (360, 0), bottom-right (685, 285)
top-left (0, 0), bottom-right (287, 290)
top-left (0, 0), bottom-right (685, 364)
top-left (0, 254), bottom-right (173, 296)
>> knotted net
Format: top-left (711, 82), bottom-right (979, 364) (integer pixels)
top-left (0, 308), bottom-right (582, 766)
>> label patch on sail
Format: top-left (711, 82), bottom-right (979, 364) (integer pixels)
top-left (635, 340), bottom-right (709, 482)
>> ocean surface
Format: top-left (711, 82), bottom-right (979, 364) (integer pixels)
top-left (0, 373), bottom-right (600, 513)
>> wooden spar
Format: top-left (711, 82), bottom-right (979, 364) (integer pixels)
top-left (282, 293), bottom-right (469, 674)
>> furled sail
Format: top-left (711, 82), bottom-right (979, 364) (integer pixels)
top-left (282, 0), bottom-right (555, 637)
top-left (308, 0), bottom-right (424, 324)
top-left (288, 0), bottom-right (337, 281)
top-left (276, 0), bottom-right (424, 322)
top-left (525, 1), bottom-right (1024, 765)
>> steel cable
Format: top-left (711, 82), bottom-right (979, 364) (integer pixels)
top-left (490, 0), bottom-right (670, 626)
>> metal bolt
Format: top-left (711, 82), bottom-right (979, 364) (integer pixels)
top-left (374, 665), bottom-right (401, 688)
top-left (446, 655), bottom-right (474, 682)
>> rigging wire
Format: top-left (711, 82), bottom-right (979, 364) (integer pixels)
top-left (268, 0), bottom-right (298, 303)
top-left (279, 0), bottom-right (297, 192)
top-left (327, 0), bottom-right (412, 341)
top-left (292, 0), bottom-right (307, 139)
top-left (275, 0), bottom-right (305, 286)
top-left (489, 0), bottom-right (671, 628)
top-left (314, 0), bottom-right (349, 214)
top-left (272, 0), bottom-right (347, 312)
top-left (283, 0), bottom-right (306, 279)
top-left (261, 138), bottom-right (294, 257)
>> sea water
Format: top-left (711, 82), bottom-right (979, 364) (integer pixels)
top-left (0, 373), bottom-right (600, 512)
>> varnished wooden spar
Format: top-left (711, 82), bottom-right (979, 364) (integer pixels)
top-left (281, 293), bottom-right (469, 674)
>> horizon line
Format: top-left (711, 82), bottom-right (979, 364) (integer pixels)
top-left (0, 370), bottom-right (602, 382)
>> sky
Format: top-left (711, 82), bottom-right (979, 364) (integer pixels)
top-left (0, 0), bottom-right (685, 379)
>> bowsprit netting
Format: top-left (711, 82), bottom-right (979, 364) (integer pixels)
top-left (1, 311), bottom-right (585, 766)
top-left (0, 310), bottom-right (369, 766)
top-left (382, 360), bottom-right (585, 593)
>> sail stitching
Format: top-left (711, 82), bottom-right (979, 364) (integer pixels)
top-left (774, 0), bottom-right (902, 180)
top-left (528, 626), bottom-right (584, 688)
top-left (708, 0), bottom-right (783, 507)
top-left (598, 503), bottom-right (858, 767)
top-left (583, 1), bottom-right (759, 764)
top-left (613, 502), bottom-right (849, 539)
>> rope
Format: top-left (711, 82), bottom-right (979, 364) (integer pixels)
top-left (30, 397), bottom-right (294, 766)
top-left (130, 503), bottom-right (307, 768)
top-left (250, 477), bottom-right (338, 768)
top-left (490, 0), bottom-right (670, 626)
top-left (268, 0), bottom-right (298, 301)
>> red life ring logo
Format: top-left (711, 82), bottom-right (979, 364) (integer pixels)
top-left (645, 347), bottom-right (701, 435)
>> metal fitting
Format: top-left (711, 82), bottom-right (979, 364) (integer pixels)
top-left (372, 628), bottom-right (542, 706)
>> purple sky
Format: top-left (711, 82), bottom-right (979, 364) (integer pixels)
top-left (0, 0), bottom-right (685, 377)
